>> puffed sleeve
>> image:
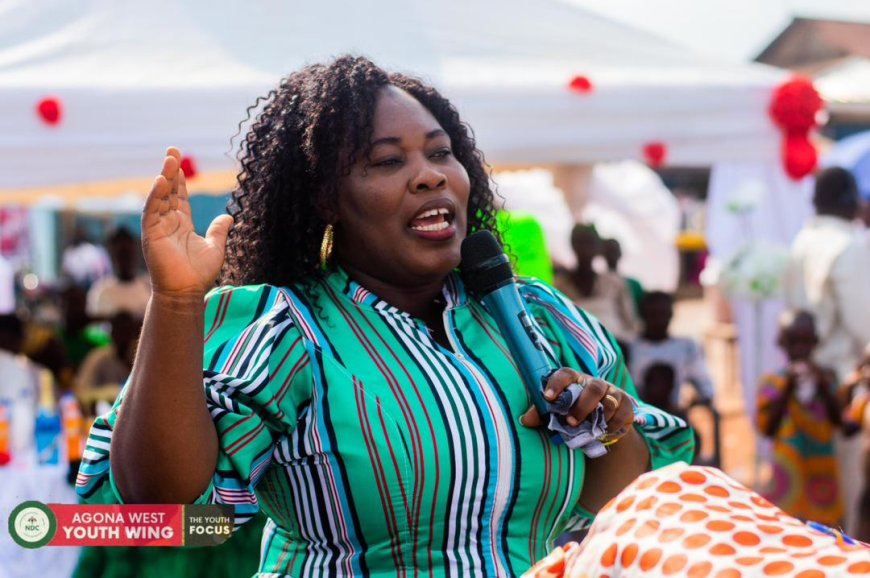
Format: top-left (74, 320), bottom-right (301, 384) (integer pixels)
top-left (518, 278), bottom-right (696, 465)
top-left (76, 284), bottom-right (312, 531)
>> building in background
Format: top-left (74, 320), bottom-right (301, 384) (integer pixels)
top-left (756, 17), bottom-right (870, 138)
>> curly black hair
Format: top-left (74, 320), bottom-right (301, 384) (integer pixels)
top-left (221, 55), bottom-right (499, 288)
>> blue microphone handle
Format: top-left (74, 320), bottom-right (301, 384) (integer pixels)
top-left (481, 285), bottom-right (571, 416)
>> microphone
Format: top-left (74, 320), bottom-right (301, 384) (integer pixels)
top-left (460, 231), bottom-right (610, 456)
top-left (460, 231), bottom-right (569, 417)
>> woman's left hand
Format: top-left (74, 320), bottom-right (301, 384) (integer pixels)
top-left (519, 367), bottom-right (635, 438)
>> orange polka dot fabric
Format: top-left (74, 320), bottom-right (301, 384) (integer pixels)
top-left (523, 463), bottom-right (869, 578)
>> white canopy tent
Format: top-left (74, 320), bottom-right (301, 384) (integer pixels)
top-left (0, 0), bottom-right (790, 196)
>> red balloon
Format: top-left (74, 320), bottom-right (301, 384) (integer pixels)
top-left (567, 75), bottom-right (594, 93)
top-left (36, 97), bottom-right (62, 126)
top-left (643, 141), bottom-right (667, 168)
top-left (769, 77), bottom-right (822, 134)
top-left (782, 134), bottom-right (817, 180)
top-left (180, 156), bottom-right (197, 179)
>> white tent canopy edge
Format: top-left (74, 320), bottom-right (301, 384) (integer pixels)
top-left (0, 0), bottom-right (787, 193)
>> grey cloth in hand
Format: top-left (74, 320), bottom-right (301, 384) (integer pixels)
top-left (546, 381), bottom-right (609, 458)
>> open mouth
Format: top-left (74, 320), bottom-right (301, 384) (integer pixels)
top-left (409, 206), bottom-right (455, 232)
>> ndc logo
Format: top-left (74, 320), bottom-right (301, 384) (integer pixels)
top-left (9, 501), bottom-right (57, 548)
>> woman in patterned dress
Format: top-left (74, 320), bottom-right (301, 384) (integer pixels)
top-left (77, 56), bottom-right (693, 577)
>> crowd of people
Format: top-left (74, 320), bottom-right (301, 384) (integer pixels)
top-left (23, 230), bottom-right (145, 405)
top-left (775, 166), bottom-right (870, 538)
top-left (1, 225), bottom-right (150, 468)
top-left (549, 166), bottom-right (870, 541)
top-left (0, 55), bottom-right (867, 576)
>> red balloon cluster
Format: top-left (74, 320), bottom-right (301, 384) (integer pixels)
top-left (768, 77), bottom-right (823, 180)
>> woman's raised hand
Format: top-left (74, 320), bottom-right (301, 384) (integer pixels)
top-left (141, 148), bottom-right (234, 296)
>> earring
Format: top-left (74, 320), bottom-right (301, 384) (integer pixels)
top-left (320, 223), bottom-right (334, 269)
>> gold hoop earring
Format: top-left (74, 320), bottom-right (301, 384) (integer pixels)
top-left (320, 224), bottom-right (334, 269)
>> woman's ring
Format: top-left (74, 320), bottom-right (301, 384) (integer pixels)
top-left (603, 393), bottom-right (620, 410)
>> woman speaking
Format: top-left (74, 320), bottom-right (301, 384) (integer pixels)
top-left (76, 56), bottom-right (693, 577)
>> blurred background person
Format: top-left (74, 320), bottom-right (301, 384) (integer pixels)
top-left (61, 226), bottom-right (112, 290)
top-left (0, 253), bottom-right (14, 315)
top-left (59, 285), bottom-right (111, 373)
top-left (74, 310), bottom-right (140, 417)
top-left (786, 167), bottom-right (870, 379)
top-left (638, 362), bottom-right (685, 420)
top-left (756, 310), bottom-right (844, 527)
top-left (842, 344), bottom-right (870, 542)
top-left (601, 237), bottom-right (644, 317)
top-left (555, 224), bottom-right (639, 355)
top-left (637, 362), bottom-right (709, 465)
top-left (86, 226), bottom-right (151, 320)
top-left (785, 166), bottom-right (870, 532)
top-left (630, 291), bottom-right (715, 408)
top-left (0, 312), bottom-right (54, 465)
top-left (25, 284), bottom-right (110, 394)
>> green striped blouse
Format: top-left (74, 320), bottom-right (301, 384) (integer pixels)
top-left (78, 268), bottom-right (694, 577)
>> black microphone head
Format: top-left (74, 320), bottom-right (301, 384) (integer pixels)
top-left (460, 231), bottom-right (514, 296)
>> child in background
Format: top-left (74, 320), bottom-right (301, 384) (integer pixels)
top-left (554, 224), bottom-right (639, 353)
top-left (756, 310), bottom-right (844, 527)
top-left (640, 362), bottom-right (708, 465)
top-left (842, 344), bottom-right (870, 541)
top-left (639, 362), bottom-right (685, 420)
top-left (630, 291), bottom-right (714, 408)
top-left (600, 238), bottom-right (644, 317)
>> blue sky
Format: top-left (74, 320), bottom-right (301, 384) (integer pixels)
top-left (570, 0), bottom-right (870, 62)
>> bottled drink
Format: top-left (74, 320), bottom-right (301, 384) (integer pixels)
top-left (35, 370), bottom-right (60, 465)
top-left (60, 393), bottom-right (84, 463)
top-left (35, 409), bottom-right (61, 465)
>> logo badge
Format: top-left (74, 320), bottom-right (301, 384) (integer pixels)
top-left (9, 501), bottom-right (56, 548)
